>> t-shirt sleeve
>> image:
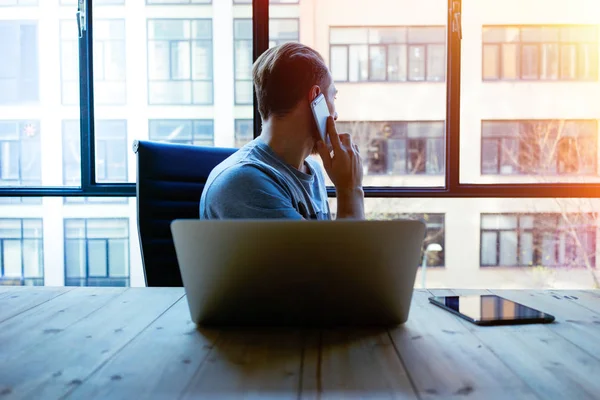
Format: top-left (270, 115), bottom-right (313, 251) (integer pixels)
top-left (201, 163), bottom-right (304, 220)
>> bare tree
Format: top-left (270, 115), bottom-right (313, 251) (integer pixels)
top-left (496, 120), bottom-right (599, 288)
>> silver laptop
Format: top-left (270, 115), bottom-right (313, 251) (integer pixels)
top-left (171, 219), bottom-right (426, 326)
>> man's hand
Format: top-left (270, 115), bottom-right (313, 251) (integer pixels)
top-left (317, 116), bottom-right (365, 219)
top-left (316, 116), bottom-right (363, 191)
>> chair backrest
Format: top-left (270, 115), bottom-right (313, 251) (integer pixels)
top-left (134, 140), bottom-right (236, 287)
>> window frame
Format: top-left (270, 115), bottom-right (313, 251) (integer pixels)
top-left (1, 0), bottom-right (599, 201)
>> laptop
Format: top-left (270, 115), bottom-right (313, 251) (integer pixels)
top-left (171, 219), bottom-right (426, 326)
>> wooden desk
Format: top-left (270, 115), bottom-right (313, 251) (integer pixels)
top-left (0, 287), bottom-right (599, 399)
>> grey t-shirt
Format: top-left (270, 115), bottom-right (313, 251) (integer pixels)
top-left (199, 138), bottom-right (331, 220)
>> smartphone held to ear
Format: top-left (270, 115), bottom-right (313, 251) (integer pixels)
top-left (311, 93), bottom-right (331, 147)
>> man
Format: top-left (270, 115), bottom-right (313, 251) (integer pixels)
top-left (200, 42), bottom-right (364, 220)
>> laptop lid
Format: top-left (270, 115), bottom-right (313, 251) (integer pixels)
top-left (171, 219), bottom-right (426, 326)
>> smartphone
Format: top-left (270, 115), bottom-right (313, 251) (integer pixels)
top-left (428, 294), bottom-right (555, 326)
top-left (310, 93), bottom-right (331, 147)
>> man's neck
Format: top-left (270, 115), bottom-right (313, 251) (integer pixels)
top-left (258, 117), bottom-right (315, 172)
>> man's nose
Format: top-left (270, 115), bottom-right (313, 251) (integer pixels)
top-left (333, 112), bottom-right (338, 121)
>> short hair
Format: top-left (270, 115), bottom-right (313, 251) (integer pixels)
top-left (252, 42), bottom-right (330, 121)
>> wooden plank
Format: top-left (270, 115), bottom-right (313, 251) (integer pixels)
top-left (560, 290), bottom-right (600, 317)
top-left (0, 288), bottom-right (184, 399)
top-left (387, 290), bottom-right (539, 400)
top-left (443, 289), bottom-right (600, 400)
top-left (0, 287), bottom-right (126, 364)
top-left (490, 290), bottom-right (600, 361)
top-left (180, 328), bottom-right (304, 399)
top-left (0, 287), bottom-right (73, 323)
top-left (301, 328), bottom-right (417, 399)
top-left (64, 296), bottom-right (220, 400)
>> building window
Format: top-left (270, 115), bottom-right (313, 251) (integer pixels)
top-left (234, 18), bottom-right (299, 104)
top-left (336, 121), bottom-right (445, 175)
top-left (0, 21), bottom-right (38, 104)
top-left (63, 120), bottom-right (128, 204)
top-left (235, 119), bottom-right (253, 148)
top-left (329, 26), bottom-right (446, 83)
top-left (0, 219), bottom-right (43, 286)
top-left (0, 121), bottom-right (41, 187)
top-left (147, 19), bottom-right (213, 105)
top-left (482, 26), bottom-right (598, 81)
top-left (481, 120), bottom-right (598, 175)
top-left (480, 213), bottom-right (597, 267)
top-left (149, 119), bottom-right (214, 146)
top-left (367, 213), bottom-right (445, 266)
top-left (64, 219), bottom-right (130, 287)
top-left (60, 19), bottom-right (126, 105)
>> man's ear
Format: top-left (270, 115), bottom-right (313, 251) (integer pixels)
top-left (308, 85), bottom-right (322, 102)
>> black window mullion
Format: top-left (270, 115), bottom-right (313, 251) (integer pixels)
top-left (252, 0), bottom-right (269, 139)
top-left (79, 0), bottom-right (97, 189)
top-left (446, 0), bottom-right (461, 192)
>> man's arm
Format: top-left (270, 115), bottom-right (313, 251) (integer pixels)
top-left (202, 164), bottom-right (305, 220)
top-left (316, 117), bottom-right (365, 220)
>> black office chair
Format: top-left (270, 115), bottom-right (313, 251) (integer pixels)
top-left (133, 140), bottom-right (236, 287)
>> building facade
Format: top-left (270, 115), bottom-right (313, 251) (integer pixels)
top-left (0, 0), bottom-right (599, 289)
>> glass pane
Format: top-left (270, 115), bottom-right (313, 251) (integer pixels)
top-left (330, 46), bottom-right (349, 82)
top-left (499, 231), bottom-right (518, 265)
top-left (462, 3), bottom-right (600, 185)
top-left (408, 45), bottom-right (425, 81)
top-left (2, 240), bottom-right (22, 277)
top-left (388, 45), bottom-right (407, 81)
top-left (369, 46), bottom-right (386, 80)
top-left (88, 240), bottom-right (107, 277)
top-left (65, 239), bottom-right (85, 278)
top-left (348, 45), bottom-right (368, 82)
top-left (108, 239), bottom-right (129, 277)
top-left (481, 232), bottom-right (498, 265)
top-left (483, 45), bottom-right (500, 80)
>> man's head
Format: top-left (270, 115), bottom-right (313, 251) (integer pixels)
top-left (252, 42), bottom-right (338, 141)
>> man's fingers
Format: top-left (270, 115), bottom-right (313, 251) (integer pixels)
top-left (339, 133), bottom-right (352, 149)
top-left (326, 116), bottom-right (342, 150)
top-left (316, 140), bottom-right (332, 171)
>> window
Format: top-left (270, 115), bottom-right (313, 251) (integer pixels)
top-left (336, 121), bottom-right (445, 175)
top-left (148, 120), bottom-right (214, 146)
top-left (0, 219), bottom-right (43, 286)
top-left (64, 219), bottom-right (129, 287)
top-left (235, 119), bottom-right (253, 148)
top-left (0, 21), bottom-right (38, 104)
top-left (481, 213), bottom-right (597, 268)
top-left (330, 26), bottom-right (446, 82)
top-left (481, 120), bottom-right (598, 175)
top-left (482, 26), bottom-right (598, 81)
top-left (63, 120), bottom-right (128, 204)
top-left (147, 19), bottom-right (213, 105)
top-left (61, 19), bottom-right (126, 105)
top-left (0, 121), bottom-right (41, 187)
top-left (234, 18), bottom-right (299, 104)
top-left (63, 120), bottom-right (128, 185)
